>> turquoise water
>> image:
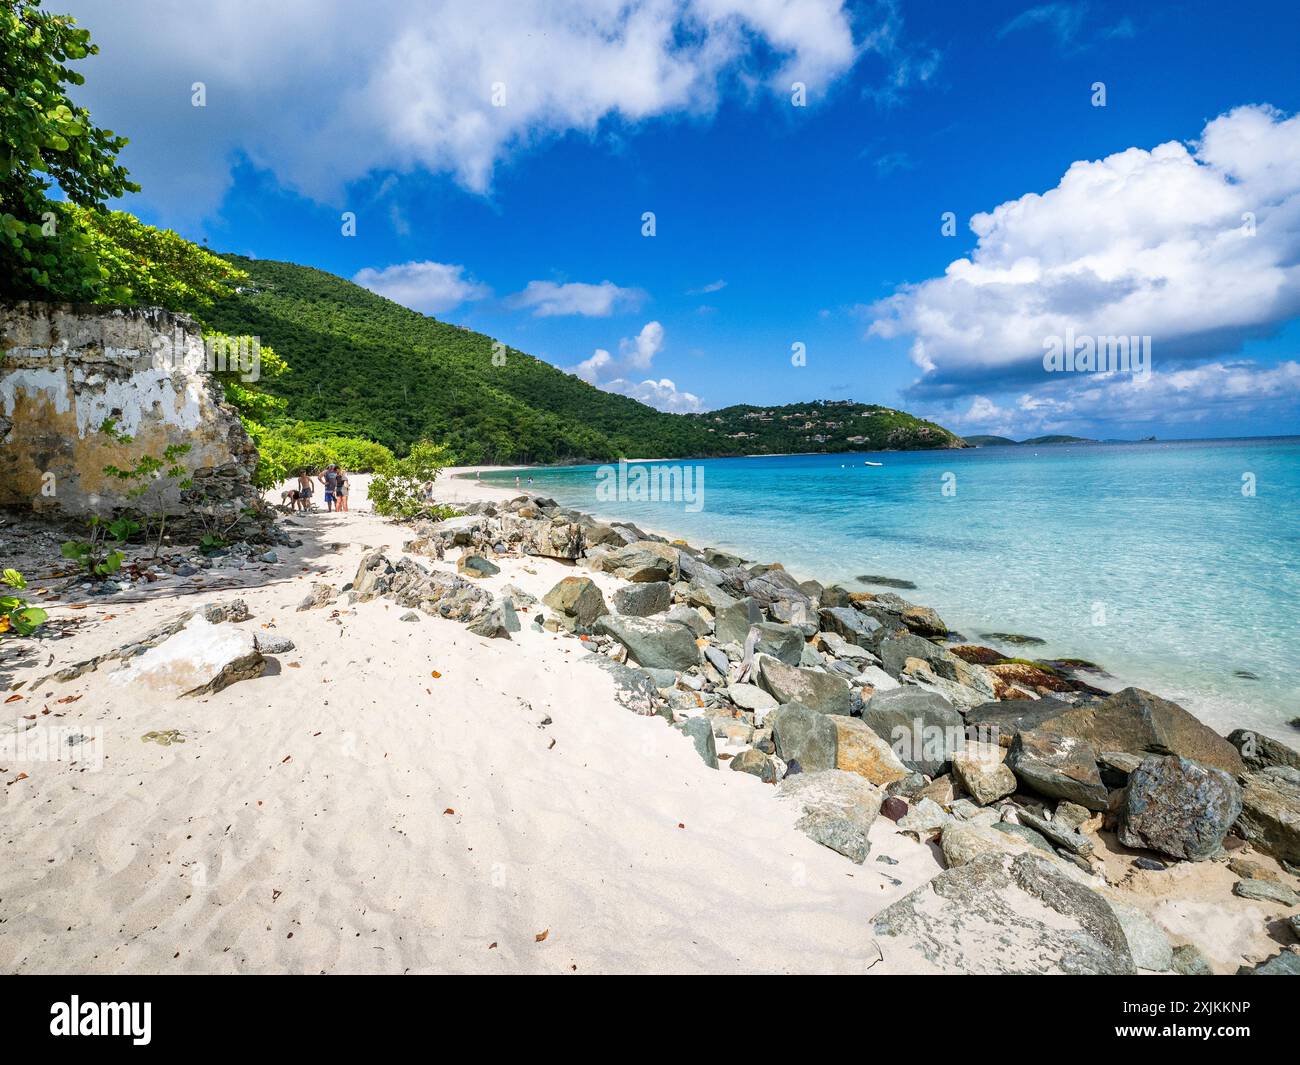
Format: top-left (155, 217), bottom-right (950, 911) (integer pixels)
top-left (480, 439), bottom-right (1300, 739)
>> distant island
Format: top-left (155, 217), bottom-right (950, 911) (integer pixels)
top-left (963, 434), bottom-right (1095, 447)
top-left (196, 257), bottom-right (967, 464)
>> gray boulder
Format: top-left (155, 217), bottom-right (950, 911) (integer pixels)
top-left (715, 597), bottom-right (764, 645)
top-left (603, 541), bottom-right (679, 582)
top-left (880, 632), bottom-right (995, 701)
top-left (1227, 728), bottom-right (1300, 773)
top-left (1034, 687), bottom-right (1243, 777)
top-left (860, 686), bottom-right (964, 777)
top-left (757, 657), bottom-right (851, 716)
top-left (770, 700), bottom-right (838, 771)
top-left (612, 581), bottom-right (671, 617)
top-left (594, 614), bottom-right (701, 671)
top-left (749, 622), bottom-right (804, 665)
top-left (682, 715), bottom-right (718, 768)
top-left (1006, 729), bottom-right (1109, 811)
top-left (730, 748), bottom-right (778, 783)
top-left (872, 851), bottom-right (1135, 974)
top-left (541, 576), bottom-right (609, 634)
top-left (775, 769), bottom-right (882, 863)
top-left (819, 605), bottom-right (883, 648)
top-left (1119, 755), bottom-right (1242, 861)
top-left (467, 599), bottom-right (521, 638)
top-left (1236, 767), bottom-right (1300, 864)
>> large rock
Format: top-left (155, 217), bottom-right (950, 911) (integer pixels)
top-left (594, 614), bottom-right (701, 671)
top-left (352, 552), bottom-right (491, 621)
top-left (748, 622), bottom-right (805, 666)
top-left (770, 700), bottom-right (838, 771)
top-left (683, 579), bottom-right (737, 613)
top-left (1236, 767), bottom-right (1300, 864)
top-left (725, 683), bottom-right (779, 715)
top-left (775, 769), bottom-right (882, 863)
top-left (1118, 755), bottom-right (1243, 861)
top-left (467, 601), bottom-right (520, 638)
top-left (532, 519), bottom-right (585, 560)
top-left (715, 597), bottom-right (764, 646)
top-left (603, 541), bottom-right (679, 583)
top-left (741, 567), bottom-right (816, 616)
top-left (1035, 688), bottom-right (1243, 777)
top-left (964, 697), bottom-right (1075, 743)
top-left (757, 657), bottom-right (851, 716)
top-left (951, 741), bottom-right (1017, 806)
top-left (901, 604), bottom-right (948, 638)
top-left (541, 576), bottom-right (609, 633)
top-left (830, 716), bottom-right (909, 785)
top-left (879, 632), bottom-right (995, 701)
top-left (818, 606), bottom-right (882, 648)
top-left (730, 747), bottom-right (778, 783)
top-left (1006, 730), bottom-right (1109, 811)
top-left (682, 716), bottom-right (719, 769)
top-left (1227, 728), bottom-right (1300, 773)
top-left (861, 686), bottom-right (964, 777)
top-left (586, 657), bottom-right (667, 719)
top-left (111, 615), bottom-right (264, 696)
top-left (872, 851), bottom-right (1135, 974)
top-left (612, 581), bottom-right (671, 617)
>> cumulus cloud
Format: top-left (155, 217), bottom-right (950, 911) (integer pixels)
top-left (352, 260), bottom-right (489, 314)
top-left (869, 105), bottom-right (1300, 404)
top-left (509, 280), bottom-right (644, 318)
top-left (66, 0), bottom-right (866, 221)
top-left (605, 377), bottom-right (704, 413)
top-left (571, 349), bottom-right (614, 384)
top-left (566, 320), bottom-right (701, 410)
top-left (620, 321), bottom-right (665, 369)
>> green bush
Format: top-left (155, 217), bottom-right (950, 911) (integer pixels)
top-left (367, 440), bottom-right (457, 520)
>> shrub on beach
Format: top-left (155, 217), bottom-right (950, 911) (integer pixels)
top-left (368, 440), bottom-right (458, 520)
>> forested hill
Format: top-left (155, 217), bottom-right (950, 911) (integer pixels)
top-left (196, 256), bottom-right (964, 462)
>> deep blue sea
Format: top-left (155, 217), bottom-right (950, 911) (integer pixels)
top-left (478, 439), bottom-right (1300, 739)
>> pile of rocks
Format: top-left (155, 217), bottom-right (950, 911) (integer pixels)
top-left (376, 492), bottom-right (1300, 973)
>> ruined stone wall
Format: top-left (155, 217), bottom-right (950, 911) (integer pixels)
top-left (0, 302), bottom-right (261, 528)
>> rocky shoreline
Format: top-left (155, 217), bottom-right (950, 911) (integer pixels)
top-left (373, 486), bottom-right (1300, 975)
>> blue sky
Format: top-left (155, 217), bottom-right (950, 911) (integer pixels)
top-left (67, 0), bottom-right (1300, 439)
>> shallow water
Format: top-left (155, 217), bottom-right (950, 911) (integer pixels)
top-left (483, 438), bottom-right (1300, 740)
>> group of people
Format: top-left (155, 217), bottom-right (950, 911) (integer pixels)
top-left (282, 464), bottom-right (350, 513)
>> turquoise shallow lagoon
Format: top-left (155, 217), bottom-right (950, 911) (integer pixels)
top-left (482, 438), bottom-right (1300, 740)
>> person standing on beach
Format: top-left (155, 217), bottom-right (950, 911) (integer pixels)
top-left (296, 470), bottom-right (314, 511)
top-left (319, 464), bottom-right (339, 512)
top-left (335, 468), bottom-right (349, 513)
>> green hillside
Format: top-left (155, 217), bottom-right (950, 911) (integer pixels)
top-left (195, 257), bottom-right (963, 463)
top-left (963, 434), bottom-right (1018, 447)
top-left (689, 401), bottom-right (966, 453)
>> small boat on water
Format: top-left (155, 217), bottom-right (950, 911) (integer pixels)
top-left (864, 461), bottom-right (883, 467)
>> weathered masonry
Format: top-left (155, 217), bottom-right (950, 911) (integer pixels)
top-left (1, 302), bottom-right (261, 527)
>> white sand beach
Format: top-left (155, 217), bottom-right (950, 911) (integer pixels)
top-left (0, 469), bottom-right (1293, 975)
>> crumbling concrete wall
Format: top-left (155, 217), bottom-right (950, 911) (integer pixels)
top-left (0, 302), bottom-right (261, 528)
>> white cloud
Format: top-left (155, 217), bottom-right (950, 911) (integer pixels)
top-left (572, 349), bottom-right (614, 384)
top-left (606, 377), bottom-right (704, 413)
top-left (566, 320), bottom-right (701, 409)
top-left (687, 279), bottom-right (727, 294)
top-left (936, 360), bottom-right (1300, 438)
top-left (620, 321), bottom-right (665, 369)
top-left (66, 0), bottom-right (865, 221)
top-left (352, 260), bottom-right (489, 313)
top-left (869, 105), bottom-right (1300, 403)
top-left (509, 280), bottom-right (644, 318)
